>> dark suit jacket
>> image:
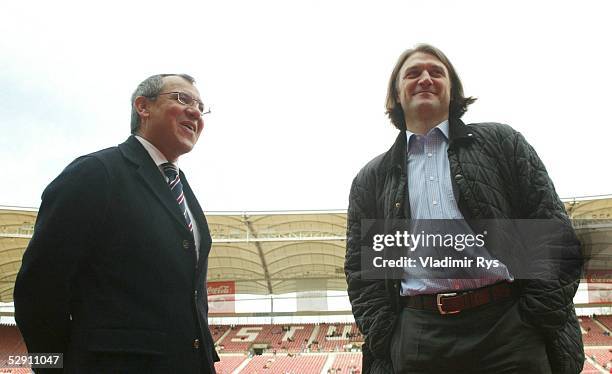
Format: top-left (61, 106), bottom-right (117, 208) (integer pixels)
top-left (14, 136), bottom-right (219, 373)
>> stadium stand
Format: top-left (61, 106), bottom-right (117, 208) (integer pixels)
top-left (214, 355), bottom-right (248, 374)
top-left (595, 315), bottom-right (612, 331)
top-left (329, 352), bottom-right (362, 373)
top-left (581, 359), bottom-right (602, 374)
top-left (0, 324), bottom-right (29, 374)
top-left (239, 354), bottom-right (327, 374)
top-left (585, 348), bottom-right (612, 370)
top-left (214, 323), bottom-right (363, 354)
top-left (2, 322), bottom-right (612, 373)
top-left (254, 324), bottom-right (314, 351)
top-left (217, 325), bottom-right (270, 352)
top-left (211, 324), bottom-right (232, 343)
top-left (311, 324), bottom-right (361, 352)
top-left (579, 316), bottom-right (612, 346)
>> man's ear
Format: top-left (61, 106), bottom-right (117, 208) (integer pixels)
top-left (134, 96), bottom-right (150, 119)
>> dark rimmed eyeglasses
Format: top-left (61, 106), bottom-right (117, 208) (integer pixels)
top-left (151, 91), bottom-right (211, 115)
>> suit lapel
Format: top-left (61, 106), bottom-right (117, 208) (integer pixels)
top-left (118, 136), bottom-right (192, 236)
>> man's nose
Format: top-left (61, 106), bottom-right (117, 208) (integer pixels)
top-left (418, 71), bottom-right (433, 86)
top-left (185, 106), bottom-right (202, 120)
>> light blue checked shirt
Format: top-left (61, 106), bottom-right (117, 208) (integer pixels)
top-left (400, 121), bottom-right (512, 296)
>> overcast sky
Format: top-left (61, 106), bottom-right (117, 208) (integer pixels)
top-left (1, 0), bottom-right (610, 211)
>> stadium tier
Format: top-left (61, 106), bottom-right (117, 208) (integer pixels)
top-left (329, 352), bottom-right (362, 373)
top-left (214, 355), bottom-right (248, 374)
top-left (595, 315), bottom-right (612, 331)
top-left (311, 324), bottom-right (362, 352)
top-left (2, 323), bottom-right (612, 373)
top-left (581, 360), bottom-right (602, 374)
top-left (215, 324), bottom-right (361, 353)
top-left (212, 325), bottom-right (233, 343)
top-left (0, 325), bottom-right (28, 374)
top-left (579, 316), bottom-right (612, 346)
top-left (238, 354), bottom-right (327, 374)
top-left (0, 368), bottom-right (31, 374)
top-left (584, 348), bottom-right (612, 370)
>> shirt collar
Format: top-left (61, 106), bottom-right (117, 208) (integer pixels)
top-left (135, 135), bottom-right (179, 171)
top-left (405, 119), bottom-right (449, 151)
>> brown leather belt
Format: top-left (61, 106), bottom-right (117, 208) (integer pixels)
top-left (400, 282), bottom-right (516, 315)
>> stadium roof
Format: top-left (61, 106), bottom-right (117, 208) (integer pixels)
top-left (0, 206), bottom-right (37, 303)
top-left (1, 196), bottom-right (612, 302)
top-left (0, 207), bottom-right (348, 301)
top-left (205, 210), bottom-right (346, 295)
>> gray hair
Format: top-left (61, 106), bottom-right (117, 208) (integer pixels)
top-left (130, 73), bottom-right (196, 134)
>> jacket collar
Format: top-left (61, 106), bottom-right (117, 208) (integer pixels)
top-left (119, 135), bottom-right (156, 167)
top-left (384, 130), bottom-right (407, 172)
top-left (448, 117), bottom-right (474, 143)
top-left (382, 118), bottom-right (475, 172)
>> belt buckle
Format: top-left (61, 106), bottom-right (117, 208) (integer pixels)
top-left (436, 292), bottom-right (460, 315)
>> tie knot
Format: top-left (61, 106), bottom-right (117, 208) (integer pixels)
top-left (161, 163), bottom-right (179, 180)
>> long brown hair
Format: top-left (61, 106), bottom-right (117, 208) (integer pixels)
top-left (385, 44), bottom-right (476, 130)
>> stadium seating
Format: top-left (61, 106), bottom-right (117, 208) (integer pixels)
top-left (216, 324), bottom-right (345, 353)
top-left (217, 325), bottom-right (268, 352)
top-left (219, 324), bottom-right (313, 352)
top-left (1, 322), bottom-right (610, 373)
top-left (211, 324), bottom-right (232, 343)
top-left (253, 324), bottom-right (314, 351)
top-left (0, 325), bottom-right (29, 374)
top-left (581, 359), bottom-right (602, 373)
top-left (595, 315), bottom-right (612, 331)
top-left (0, 368), bottom-right (32, 374)
top-left (330, 353), bottom-right (362, 373)
top-left (239, 354), bottom-right (327, 374)
top-left (585, 348), bottom-right (612, 369)
top-left (311, 323), bottom-right (362, 352)
top-left (579, 316), bottom-right (612, 346)
top-left (214, 355), bottom-right (248, 374)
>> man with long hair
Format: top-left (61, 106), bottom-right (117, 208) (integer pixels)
top-left (345, 44), bottom-right (583, 373)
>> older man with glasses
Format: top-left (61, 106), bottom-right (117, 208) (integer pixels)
top-left (14, 74), bottom-right (218, 373)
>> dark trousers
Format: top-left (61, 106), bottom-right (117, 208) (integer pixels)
top-left (390, 298), bottom-right (551, 374)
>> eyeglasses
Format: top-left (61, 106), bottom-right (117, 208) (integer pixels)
top-left (153, 91), bottom-right (211, 115)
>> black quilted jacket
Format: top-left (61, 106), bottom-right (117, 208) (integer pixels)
top-left (345, 119), bottom-right (584, 373)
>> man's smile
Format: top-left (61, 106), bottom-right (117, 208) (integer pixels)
top-left (180, 121), bottom-right (197, 134)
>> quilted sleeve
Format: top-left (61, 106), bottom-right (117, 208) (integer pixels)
top-left (512, 131), bottom-right (582, 331)
top-left (345, 172), bottom-right (397, 367)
